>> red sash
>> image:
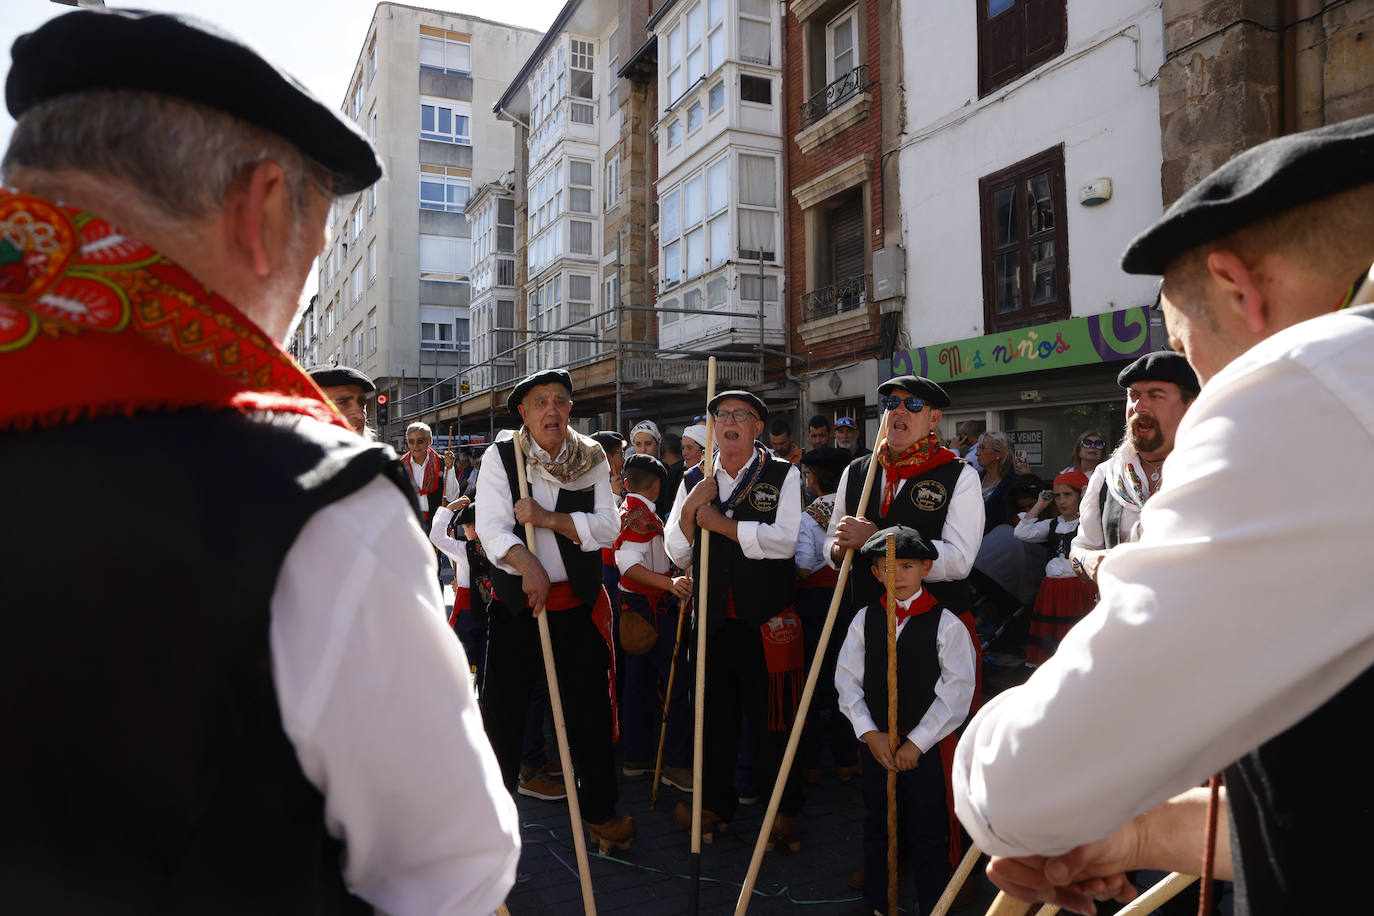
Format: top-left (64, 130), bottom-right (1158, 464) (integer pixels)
top-left (0, 188), bottom-right (347, 433)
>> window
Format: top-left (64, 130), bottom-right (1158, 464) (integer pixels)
top-left (682, 172), bottom-right (704, 279)
top-left (738, 154), bottom-right (777, 262)
top-left (667, 119), bottom-right (683, 147)
top-left (496, 198), bottom-right (515, 252)
top-left (353, 326), bottom-right (364, 364)
top-left (420, 30), bottom-right (472, 75)
top-left (353, 80), bottom-right (364, 119)
top-left (568, 274), bottom-right (595, 360)
top-left (979, 145), bottom-right (1069, 331)
top-left (420, 98), bottom-right (471, 144)
top-left (685, 2), bottom-right (705, 85)
top-left (369, 110), bottom-right (377, 143)
top-left (571, 101), bottom-right (595, 124)
top-left (708, 81), bottom-right (725, 114)
top-left (368, 40), bottom-right (377, 83)
top-left (367, 240), bottom-right (377, 282)
top-left (661, 187), bottom-right (681, 288)
top-left (707, 0), bottom-right (724, 71)
top-left (496, 299), bottom-right (516, 355)
top-left (660, 295), bottom-right (679, 325)
top-left (739, 0), bottom-right (771, 65)
top-left (603, 274), bottom-right (620, 328)
top-left (666, 22), bottom-right (683, 104)
top-left (570, 39), bottom-right (594, 98)
top-left (605, 155), bottom-right (620, 210)
top-left (367, 308), bottom-right (377, 353)
top-left (826, 5), bottom-right (858, 83)
top-left (419, 172), bottom-right (471, 211)
top-left (740, 75), bottom-right (772, 104)
top-left (570, 220), bottom-right (593, 255)
top-left (978, 0), bottom-right (1066, 97)
top-left (497, 258), bottom-right (516, 286)
top-left (707, 157), bottom-right (728, 268)
top-left (569, 160), bottom-right (593, 213)
top-left (352, 205), bottom-right (364, 241)
top-left (368, 184), bottom-right (376, 214)
top-left (351, 261), bottom-right (364, 304)
top-left (687, 101), bottom-right (703, 133)
top-left (419, 234), bottom-right (471, 282)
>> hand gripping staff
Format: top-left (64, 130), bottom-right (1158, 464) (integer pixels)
top-left (512, 443), bottom-right (597, 916)
top-left (980, 871), bottom-right (1198, 916)
top-left (687, 355), bottom-right (717, 915)
top-left (733, 409), bottom-right (890, 915)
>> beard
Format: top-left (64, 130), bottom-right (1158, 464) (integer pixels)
top-left (1127, 416), bottom-right (1164, 454)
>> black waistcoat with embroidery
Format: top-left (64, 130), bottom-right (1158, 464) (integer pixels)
top-left (489, 438), bottom-right (603, 614)
top-left (845, 455), bottom-right (971, 611)
top-left (683, 451), bottom-right (795, 632)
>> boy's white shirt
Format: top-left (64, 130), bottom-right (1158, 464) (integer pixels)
top-left (614, 492), bottom-right (671, 576)
top-left (834, 587), bottom-right (978, 753)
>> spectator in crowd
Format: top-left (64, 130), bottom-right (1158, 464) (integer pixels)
top-left (660, 432), bottom-right (684, 517)
top-left (976, 432), bottom-right (1034, 535)
top-left (834, 417), bottom-right (870, 456)
top-left (769, 420), bottom-right (804, 464)
top-left (1014, 471), bottom-right (1096, 666)
top-left (662, 433), bottom-right (683, 470)
top-left (948, 420), bottom-right (984, 467)
top-left (681, 423), bottom-right (708, 468)
top-left (591, 431), bottom-right (627, 502)
top-left (308, 365), bottom-right (375, 440)
top-left (808, 414), bottom-right (832, 448)
top-left (462, 450), bottom-right (482, 498)
top-left (1065, 429), bottom-right (1109, 475)
top-left (629, 419), bottom-right (661, 457)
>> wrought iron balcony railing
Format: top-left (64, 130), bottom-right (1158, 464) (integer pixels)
top-left (801, 273), bottom-right (872, 323)
top-left (799, 64), bottom-right (870, 128)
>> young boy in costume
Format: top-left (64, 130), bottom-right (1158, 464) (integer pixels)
top-left (834, 525), bottom-right (978, 915)
top-left (615, 453), bottom-right (695, 791)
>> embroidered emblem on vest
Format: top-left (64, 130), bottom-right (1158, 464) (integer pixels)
top-left (909, 479), bottom-right (948, 512)
top-left (748, 482), bottom-right (780, 513)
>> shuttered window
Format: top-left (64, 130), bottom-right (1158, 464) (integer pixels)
top-left (977, 0), bottom-right (1066, 97)
top-left (979, 145), bottom-right (1069, 332)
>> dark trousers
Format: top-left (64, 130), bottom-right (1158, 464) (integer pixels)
top-left (859, 742), bottom-right (950, 915)
top-left (603, 560), bottom-right (625, 703)
top-left (701, 618), bottom-right (804, 823)
top-left (453, 602), bottom-right (488, 688)
top-left (481, 600), bottom-right (618, 823)
top-left (520, 676), bottom-right (552, 770)
top-left (796, 585), bottom-right (858, 771)
top-left (620, 592), bottom-right (692, 767)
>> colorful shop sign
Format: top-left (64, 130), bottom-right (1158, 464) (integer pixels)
top-left (892, 306), bottom-right (1152, 384)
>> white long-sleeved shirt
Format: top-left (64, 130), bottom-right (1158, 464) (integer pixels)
top-left (614, 492), bottom-right (671, 577)
top-left (823, 460), bottom-right (984, 584)
top-left (1013, 514), bottom-right (1080, 578)
top-left (1072, 458), bottom-right (1143, 553)
top-left (834, 589), bottom-right (977, 753)
top-left (664, 450), bottom-right (803, 569)
top-left (475, 436), bottom-right (619, 582)
top-left (429, 505), bottom-right (470, 590)
top-left (270, 468), bottom-right (519, 915)
top-left (954, 309), bottom-right (1374, 859)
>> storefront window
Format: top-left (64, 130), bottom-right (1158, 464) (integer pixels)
top-left (1003, 401), bottom-right (1124, 478)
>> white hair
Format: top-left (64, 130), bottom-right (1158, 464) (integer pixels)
top-left (406, 422), bottom-right (432, 439)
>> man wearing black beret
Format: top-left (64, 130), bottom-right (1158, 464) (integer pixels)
top-left (0, 9), bottom-right (518, 913)
top-left (956, 114), bottom-right (1374, 915)
top-left (308, 364), bottom-right (376, 439)
top-left (1068, 350), bottom-right (1199, 585)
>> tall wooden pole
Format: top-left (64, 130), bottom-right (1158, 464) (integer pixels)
top-left (930, 844), bottom-right (984, 916)
top-left (650, 596), bottom-right (690, 810)
top-left (733, 411), bottom-right (890, 915)
top-left (884, 532), bottom-right (899, 916)
top-left (513, 439), bottom-right (597, 915)
top-left (688, 356), bottom-right (717, 915)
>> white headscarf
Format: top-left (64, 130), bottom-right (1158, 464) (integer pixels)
top-left (681, 423), bottom-right (708, 449)
top-left (629, 419), bottom-right (661, 444)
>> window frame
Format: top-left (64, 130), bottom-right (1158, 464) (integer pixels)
top-left (420, 33), bottom-right (472, 76)
top-left (419, 172), bottom-right (472, 212)
top-left (976, 0), bottom-right (1067, 98)
top-left (978, 144), bottom-right (1070, 333)
top-left (419, 97), bottom-right (472, 145)
top-left (825, 4), bottom-right (859, 85)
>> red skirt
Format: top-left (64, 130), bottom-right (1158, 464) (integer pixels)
top-left (1026, 575), bottom-right (1098, 666)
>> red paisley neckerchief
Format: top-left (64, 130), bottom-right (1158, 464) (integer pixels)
top-left (613, 494), bottom-right (665, 549)
top-left (402, 447), bottom-right (443, 495)
top-left (875, 433), bottom-right (960, 515)
top-left (0, 188), bottom-right (347, 432)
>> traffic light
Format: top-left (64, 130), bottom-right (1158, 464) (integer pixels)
top-left (375, 392), bottom-right (389, 427)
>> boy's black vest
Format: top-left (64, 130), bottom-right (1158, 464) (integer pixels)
top-left (1, 408), bottom-right (404, 914)
top-left (861, 601), bottom-right (945, 736)
top-left (844, 454), bottom-right (972, 611)
top-left (684, 450), bottom-right (795, 632)
top-left (489, 438), bottom-right (603, 614)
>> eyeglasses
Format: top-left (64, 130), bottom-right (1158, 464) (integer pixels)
top-left (880, 395), bottom-right (927, 413)
top-left (1080, 438), bottom-right (1106, 448)
top-left (712, 408), bottom-right (758, 424)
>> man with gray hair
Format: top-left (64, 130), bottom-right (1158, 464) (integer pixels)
top-left (403, 421), bottom-right (458, 531)
top-left (0, 9), bottom-right (517, 913)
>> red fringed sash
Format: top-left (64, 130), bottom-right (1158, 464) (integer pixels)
top-left (0, 188), bottom-right (347, 433)
top-left (761, 609), bottom-right (804, 732)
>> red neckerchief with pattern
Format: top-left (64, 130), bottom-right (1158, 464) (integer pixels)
top-left (402, 447), bottom-right (443, 496)
top-left (0, 188), bottom-right (348, 432)
top-left (876, 433), bottom-right (960, 515)
top-left (614, 493), bottom-right (665, 550)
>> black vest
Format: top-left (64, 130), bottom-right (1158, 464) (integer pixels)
top-left (488, 438), bottom-right (603, 614)
top-left (845, 455), bottom-right (972, 612)
top-left (0, 409), bottom-right (403, 915)
top-left (684, 451), bottom-right (796, 631)
top-left (861, 602), bottom-right (944, 736)
top-left (1047, 520), bottom-right (1075, 560)
top-left (1098, 483), bottom-right (1126, 549)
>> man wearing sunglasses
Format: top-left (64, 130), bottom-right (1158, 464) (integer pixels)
top-left (665, 390), bottom-right (806, 851)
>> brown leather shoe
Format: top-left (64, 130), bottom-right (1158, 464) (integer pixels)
top-left (673, 801), bottom-right (728, 843)
top-left (803, 767), bottom-right (821, 784)
top-left (517, 766), bottom-right (566, 801)
top-left (848, 862), bottom-right (864, 890)
top-left (835, 762), bottom-right (861, 783)
top-left (766, 813), bottom-right (801, 853)
top-left (584, 814), bottom-right (636, 854)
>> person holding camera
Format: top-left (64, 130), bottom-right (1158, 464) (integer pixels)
top-left (1014, 472), bottom-right (1096, 666)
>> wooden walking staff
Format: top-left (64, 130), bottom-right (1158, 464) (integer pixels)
top-left (929, 844), bottom-right (984, 916)
top-left (649, 595), bottom-right (690, 810)
top-left (687, 355), bottom-right (717, 916)
top-left (733, 410), bottom-right (890, 916)
top-left (884, 532), bottom-right (900, 915)
top-left (512, 444), bottom-right (597, 916)
top-left (983, 892), bottom-right (1037, 915)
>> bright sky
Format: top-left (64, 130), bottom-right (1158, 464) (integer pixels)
top-left (1, 0), bottom-right (565, 328)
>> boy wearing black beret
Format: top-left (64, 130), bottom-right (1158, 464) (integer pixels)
top-left (835, 526), bottom-right (977, 916)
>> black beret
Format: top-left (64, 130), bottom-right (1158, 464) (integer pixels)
top-left (708, 390), bottom-right (767, 422)
top-left (1116, 350), bottom-right (1199, 391)
top-left (507, 369), bottom-right (573, 416)
top-left (878, 375), bottom-right (951, 408)
top-left (308, 365), bottom-right (375, 393)
top-left (590, 431), bottom-right (625, 454)
top-left (454, 504), bottom-right (477, 527)
top-left (800, 447), bottom-right (853, 477)
top-left (1122, 112), bottom-right (1374, 275)
top-left (859, 525), bottom-right (939, 561)
top-left (623, 453), bottom-right (668, 482)
top-left (6, 9), bottom-right (382, 195)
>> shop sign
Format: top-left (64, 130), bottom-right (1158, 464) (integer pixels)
top-left (892, 306), bottom-right (1151, 384)
top-left (1010, 430), bottom-right (1043, 465)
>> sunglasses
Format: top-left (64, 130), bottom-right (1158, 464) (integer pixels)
top-left (879, 395), bottom-right (927, 413)
top-left (1080, 438), bottom-right (1106, 449)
